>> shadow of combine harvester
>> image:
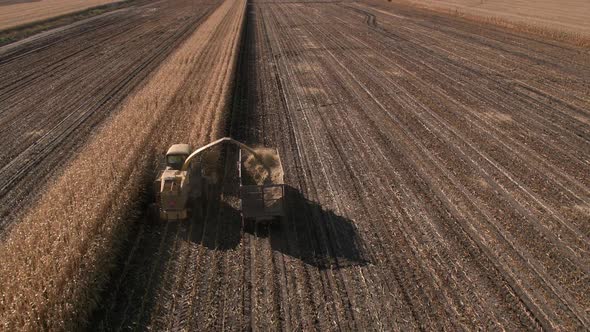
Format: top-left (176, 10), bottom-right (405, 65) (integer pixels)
top-left (195, 185), bottom-right (369, 270)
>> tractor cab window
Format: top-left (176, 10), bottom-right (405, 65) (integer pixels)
top-left (167, 154), bottom-right (186, 170)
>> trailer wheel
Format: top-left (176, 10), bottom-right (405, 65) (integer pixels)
top-left (243, 217), bottom-right (256, 234)
top-left (147, 203), bottom-right (160, 224)
top-left (270, 216), bottom-right (282, 229)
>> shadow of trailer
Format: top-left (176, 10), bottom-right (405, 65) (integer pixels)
top-left (238, 148), bottom-right (286, 223)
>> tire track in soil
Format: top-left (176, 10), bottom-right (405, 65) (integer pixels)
top-left (231, 0), bottom-right (588, 329)
top-left (259, 9), bottom-right (378, 330)
top-left (320, 3), bottom-right (590, 322)
top-left (320, 3), bottom-right (588, 328)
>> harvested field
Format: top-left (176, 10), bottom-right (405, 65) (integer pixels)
top-left (0, 0), bottom-right (124, 31)
top-left (0, 0), bottom-right (221, 228)
top-left (397, 0), bottom-right (590, 38)
top-left (91, 0), bottom-right (590, 330)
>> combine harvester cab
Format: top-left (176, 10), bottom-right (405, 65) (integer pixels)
top-left (152, 144), bottom-right (203, 221)
top-left (238, 148), bottom-right (286, 223)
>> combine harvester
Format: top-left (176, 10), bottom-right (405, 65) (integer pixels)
top-left (151, 137), bottom-right (285, 223)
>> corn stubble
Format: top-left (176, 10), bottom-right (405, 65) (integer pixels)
top-left (452, 11), bottom-right (590, 48)
top-left (0, 0), bottom-right (245, 329)
top-left (395, 0), bottom-right (590, 47)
